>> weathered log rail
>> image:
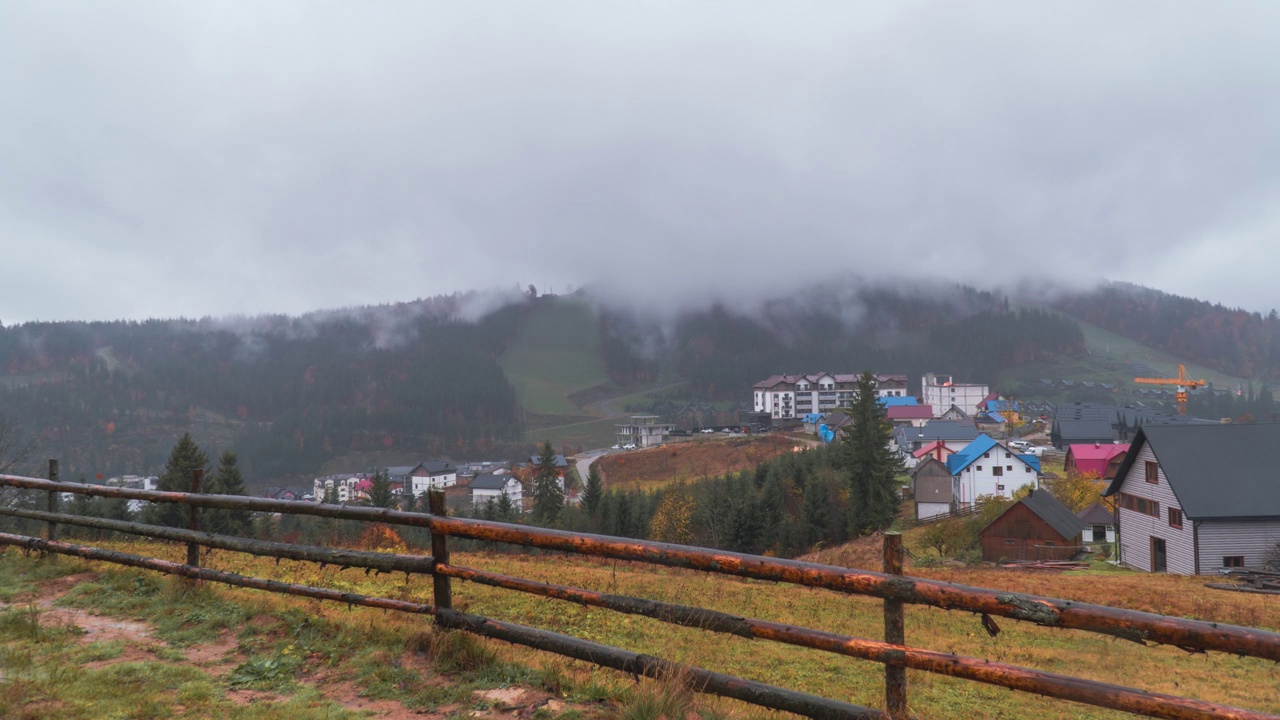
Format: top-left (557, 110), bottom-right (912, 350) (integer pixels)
top-left (1, 472), bottom-right (1278, 720)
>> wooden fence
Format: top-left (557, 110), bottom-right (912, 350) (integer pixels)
top-left (1, 467), bottom-right (1279, 720)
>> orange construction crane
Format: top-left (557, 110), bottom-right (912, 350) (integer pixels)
top-left (1134, 364), bottom-right (1206, 415)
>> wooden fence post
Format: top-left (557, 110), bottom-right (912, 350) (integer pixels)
top-left (428, 490), bottom-right (452, 619)
top-left (884, 532), bottom-right (907, 719)
top-left (186, 468), bottom-right (203, 570)
top-left (45, 459), bottom-right (58, 542)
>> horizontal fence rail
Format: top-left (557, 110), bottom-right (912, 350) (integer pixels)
top-left (2, 473), bottom-right (1279, 720)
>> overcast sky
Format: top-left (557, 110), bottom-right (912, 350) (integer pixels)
top-left (3, 2), bottom-right (1279, 323)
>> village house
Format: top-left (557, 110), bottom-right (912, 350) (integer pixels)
top-left (1104, 424), bottom-right (1280, 574)
top-left (886, 404), bottom-right (933, 428)
top-left (892, 419), bottom-right (980, 457)
top-left (946, 434), bottom-right (1041, 509)
top-left (1064, 443), bottom-right (1130, 480)
top-left (979, 488), bottom-right (1085, 562)
top-left (1077, 502), bottom-right (1116, 544)
top-left (407, 461), bottom-right (458, 495)
top-left (470, 471), bottom-right (523, 509)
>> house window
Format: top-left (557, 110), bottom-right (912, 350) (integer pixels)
top-left (1006, 465), bottom-right (1013, 472)
top-left (1223, 556), bottom-right (1245, 568)
top-left (997, 484), bottom-right (1005, 491)
top-left (1005, 452), bottom-right (1011, 458)
top-left (984, 452), bottom-right (990, 458)
top-left (976, 466), bottom-right (982, 471)
top-left (992, 466), bottom-right (1003, 476)
top-left (1119, 492), bottom-right (1159, 518)
top-left (1168, 508), bottom-right (1183, 529)
top-left (1145, 461), bottom-right (1159, 484)
top-left (1025, 466), bottom-right (1032, 472)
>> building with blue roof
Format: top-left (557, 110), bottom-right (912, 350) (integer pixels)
top-left (947, 434), bottom-right (1042, 508)
top-left (877, 396), bottom-right (919, 408)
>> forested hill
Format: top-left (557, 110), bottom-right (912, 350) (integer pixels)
top-left (0, 283), bottom-right (1090, 484)
top-left (601, 286), bottom-right (1086, 400)
top-left (0, 295), bottom-right (528, 481)
top-left (1055, 282), bottom-right (1280, 382)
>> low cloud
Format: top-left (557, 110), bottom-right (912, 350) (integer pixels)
top-left (3, 2), bottom-right (1279, 323)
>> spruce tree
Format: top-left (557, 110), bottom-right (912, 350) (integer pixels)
top-left (206, 451), bottom-right (251, 536)
top-left (842, 371), bottom-right (905, 537)
top-left (582, 463), bottom-right (604, 518)
top-left (146, 433), bottom-right (209, 528)
top-left (368, 470), bottom-right (393, 509)
top-left (531, 441), bottom-right (565, 524)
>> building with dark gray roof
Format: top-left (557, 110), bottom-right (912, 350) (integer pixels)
top-left (1104, 423), bottom-right (1280, 574)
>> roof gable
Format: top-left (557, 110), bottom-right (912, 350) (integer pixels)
top-left (983, 489), bottom-right (1085, 539)
top-left (1106, 424), bottom-right (1280, 519)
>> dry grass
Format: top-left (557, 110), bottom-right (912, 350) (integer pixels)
top-left (598, 435), bottom-right (801, 492)
top-left (27, 536), bottom-right (1279, 720)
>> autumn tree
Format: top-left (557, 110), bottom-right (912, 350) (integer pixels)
top-left (648, 483), bottom-right (695, 544)
top-left (531, 441), bottom-right (565, 524)
top-left (1044, 471), bottom-right (1107, 513)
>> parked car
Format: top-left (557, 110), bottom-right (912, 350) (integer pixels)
top-left (610, 444), bottom-right (621, 450)
top-left (623, 443), bottom-right (638, 450)
top-left (1008, 440), bottom-right (1031, 451)
top-left (700, 428), bottom-right (716, 434)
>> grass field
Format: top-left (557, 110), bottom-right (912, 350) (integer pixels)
top-left (596, 435), bottom-right (804, 492)
top-left (4, 534), bottom-right (1278, 720)
top-left (499, 299), bottom-right (611, 418)
top-left (1000, 312), bottom-right (1248, 398)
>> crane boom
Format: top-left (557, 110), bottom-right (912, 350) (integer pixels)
top-left (1133, 364), bottom-right (1206, 415)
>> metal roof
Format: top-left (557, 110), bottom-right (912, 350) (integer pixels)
top-left (1017, 488), bottom-right (1086, 539)
top-left (1105, 424), bottom-right (1280, 519)
top-left (946, 435), bottom-right (1042, 475)
top-left (1076, 502), bottom-right (1114, 526)
top-left (471, 472), bottom-right (519, 490)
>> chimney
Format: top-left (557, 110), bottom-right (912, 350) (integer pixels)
top-left (1094, 442), bottom-right (1101, 448)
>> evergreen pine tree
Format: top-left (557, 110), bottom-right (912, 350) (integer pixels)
top-left (494, 489), bottom-right (518, 522)
top-left (206, 451), bottom-right (251, 536)
top-left (531, 441), bottom-right (565, 524)
top-left (368, 470), bottom-right (393, 508)
top-left (146, 433), bottom-right (209, 528)
top-left (842, 371), bottom-right (905, 537)
top-left (582, 463), bottom-right (604, 518)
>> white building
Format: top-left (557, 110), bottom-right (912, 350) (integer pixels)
top-left (753, 373), bottom-right (907, 420)
top-left (945, 435), bottom-right (1041, 508)
top-left (921, 373), bottom-right (990, 419)
top-left (313, 474), bottom-right (367, 503)
top-left (616, 415), bottom-right (675, 448)
top-left (471, 471), bottom-right (524, 508)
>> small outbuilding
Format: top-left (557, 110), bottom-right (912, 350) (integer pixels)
top-left (978, 488), bottom-right (1085, 562)
top-left (911, 457), bottom-right (953, 520)
top-left (1076, 502), bottom-right (1116, 544)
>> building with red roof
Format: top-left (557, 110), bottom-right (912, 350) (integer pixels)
top-left (1064, 442), bottom-right (1131, 479)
